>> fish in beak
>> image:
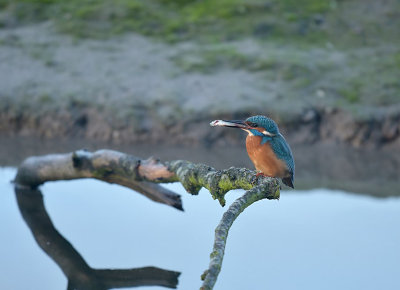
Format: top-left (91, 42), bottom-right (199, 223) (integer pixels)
top-left (210, 119), bottom-right (250, 129)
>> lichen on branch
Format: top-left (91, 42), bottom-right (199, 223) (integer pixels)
top-left (166, 160), bottom-right (277, 206)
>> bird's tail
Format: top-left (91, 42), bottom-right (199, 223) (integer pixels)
top-left (282, 176), bottom-right (294, 189)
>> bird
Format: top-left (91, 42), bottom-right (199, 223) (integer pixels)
top-left (210, 115), bottom-right (295, 188)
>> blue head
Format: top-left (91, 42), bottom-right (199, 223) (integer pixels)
top-left (210, 115), bottom-right (280, 136)
top-left (244, 115), bottom-right (280, 137)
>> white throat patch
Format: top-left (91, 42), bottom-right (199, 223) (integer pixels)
top-left (262, 130), bottom-right (275, 137)
top-left (243, 129), bottom-right (254, 136)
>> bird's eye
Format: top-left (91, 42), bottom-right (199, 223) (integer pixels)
top-left (245, 121), bottom-right (258, 127)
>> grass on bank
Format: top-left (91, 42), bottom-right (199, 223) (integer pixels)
top-left (1, 0), bottom-right (399, 47)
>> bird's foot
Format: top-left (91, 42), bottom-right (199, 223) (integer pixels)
top-left (256, 172), bottom-right (274, 178)
top-left (252, 172), bottom-right (270, 185)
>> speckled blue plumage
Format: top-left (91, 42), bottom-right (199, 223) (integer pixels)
top-left (246, 115), bottom-right (295, 185)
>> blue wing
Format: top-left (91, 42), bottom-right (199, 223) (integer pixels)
top-left (270, 134), bottom-right (295, 176)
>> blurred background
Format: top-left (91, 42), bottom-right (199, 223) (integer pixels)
top-left (0, 0), bottom-right (399, 289)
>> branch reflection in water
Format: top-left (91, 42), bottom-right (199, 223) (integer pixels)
top-left (14, 185), bottom-right (180, 290)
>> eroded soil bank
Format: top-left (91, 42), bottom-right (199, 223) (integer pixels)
top-left (2, 104), bottom-right (400, 150)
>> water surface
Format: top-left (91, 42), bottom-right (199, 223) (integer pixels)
top-left (1, 167), bottom-right (399, 289)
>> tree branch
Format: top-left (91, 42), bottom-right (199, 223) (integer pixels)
top-left (14, 149), bottom-right (282, 289)
top-left (14, 149), bottom-right (182, 211)
top-left (166, 160), bottom-right (276, 207)
top-left (15, 149), bottom-right (278, 209)
top-left (200, 182), bottom-right (280, 290)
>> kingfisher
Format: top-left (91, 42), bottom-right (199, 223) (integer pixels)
top-left (210, 115), bottom-right (295, 188)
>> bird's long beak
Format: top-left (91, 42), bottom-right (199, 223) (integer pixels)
top-left (210, 119), bottom-right (249, 129)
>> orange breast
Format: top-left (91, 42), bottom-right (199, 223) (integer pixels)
top-left (246, 135), bottom-right (288, 178)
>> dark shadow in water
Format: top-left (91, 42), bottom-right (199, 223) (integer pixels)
top-left (14, 186), bottom-right (180, 290)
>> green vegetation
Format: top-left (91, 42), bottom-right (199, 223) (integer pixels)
top-left (1, 0), bottom-right (398, 46)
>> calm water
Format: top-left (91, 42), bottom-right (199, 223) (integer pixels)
top-left (1, 167), bottom-right (400, 290)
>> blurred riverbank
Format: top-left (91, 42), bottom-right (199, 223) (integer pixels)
top-left (1, 0), bottom-right (400, 150)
